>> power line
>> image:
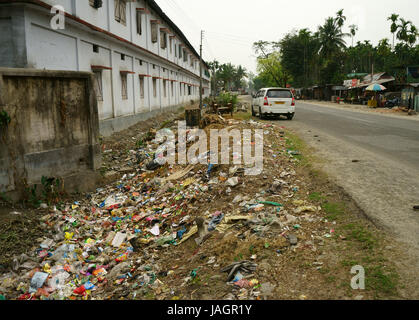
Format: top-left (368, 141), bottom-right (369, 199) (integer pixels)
top-left (205, 34), bottom-right (252, 47)
top-left (158, 0), bottom-right (201, 51)
top-left (164, 0), bottom-right (201, 32)
top-left (205, 30), bottom-right (255, 42)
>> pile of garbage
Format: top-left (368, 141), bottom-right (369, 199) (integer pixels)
top-left (0, 119), bottom-right (332, 300)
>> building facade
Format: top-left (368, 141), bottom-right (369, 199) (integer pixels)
top-left (0, 0), bottom-right (211, 135)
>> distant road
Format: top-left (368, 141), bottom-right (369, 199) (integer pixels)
top-left (291, 102), bottom-right (419, 171)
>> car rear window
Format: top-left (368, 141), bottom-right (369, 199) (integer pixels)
top-left (267, 90), bottom-right (292, 98)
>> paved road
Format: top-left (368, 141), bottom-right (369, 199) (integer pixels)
top-left (291, 102), bottom-right (419, 171)
top-left (255, 100), bottom-right (419, 287)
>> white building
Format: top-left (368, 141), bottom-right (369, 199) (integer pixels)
top-left (0, 0), bottom-right (211, 135)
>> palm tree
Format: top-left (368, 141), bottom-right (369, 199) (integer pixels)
top-left (218, 63), bottom-right (235, 91)
top-left (407, 24), bottom-right (418, 47)
top-left (208, 60), bottom-right (221, 95)
top-left (335, 9), bottom-right (346, 29)
top-left (387, 14), bottom-right (399, 49)
top-left (349, 24), bottom-right (358, 47)
top-left (397, 18), bottom-right (412, 44)
top-left (318, 17), bottom-right (348, 59)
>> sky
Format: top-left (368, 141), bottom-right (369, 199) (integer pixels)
top-left (154, 0), bottom-right (419, 75)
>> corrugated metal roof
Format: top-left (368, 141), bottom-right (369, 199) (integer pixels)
top-left (356, 77), bottom-right (395, 88)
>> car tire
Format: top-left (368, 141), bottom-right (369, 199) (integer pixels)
top-left (259, 107), bottom-right (264, 119)
top-left (287, 113), bottom-right (294, 120)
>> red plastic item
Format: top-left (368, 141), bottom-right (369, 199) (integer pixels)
top-left (73, 285), bottom-right (86, 296)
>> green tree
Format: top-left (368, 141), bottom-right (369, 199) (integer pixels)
top-left (397, 18), bottom-right (412, 44)
top-left (335, 9), bottom-right (346, 29)
top-left (387, 14), bottom-right (400, 49)
top-left (318, 17), bottom-right (348, 60)
top-left (253, 41), bottom-right (286, 86)
top-left (349, 24), bottom-right (358, 47)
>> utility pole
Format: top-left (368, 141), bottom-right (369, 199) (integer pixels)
top-left (199, 30), bottom-right (203, 110)
top-left (213, 63), bottom-right (216, 96)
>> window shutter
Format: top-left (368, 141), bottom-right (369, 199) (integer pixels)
top-left (151, 23), bottom-right (158, 43)
top-left (114, 0), bottom-right (120, 21)
top-left (136, 11), bottom-right (142, 35)
top-left (120, 0), bottom-right (126, 25)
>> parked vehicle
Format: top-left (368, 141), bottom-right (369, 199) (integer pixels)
top-left (384, 92), bottom-right (401, 108)
top-left (385, 97), bottom-right (401, 108)
top-left (251, 88), bottom-right (295, 120)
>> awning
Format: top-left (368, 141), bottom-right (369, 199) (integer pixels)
top-left (332, 86), bottom-right (347, 91)
top-left (356, 77), bottom-right (395, 88)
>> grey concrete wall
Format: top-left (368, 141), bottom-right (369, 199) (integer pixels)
top-left (0, 68), bottom-right (101, 198)
top-left (99, 103), bottom-right (185, 137)
top-left (0, 5), bottom-right (27, 68)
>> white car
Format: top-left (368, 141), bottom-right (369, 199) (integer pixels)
top-left (252, 88), bottom-right (295, 120)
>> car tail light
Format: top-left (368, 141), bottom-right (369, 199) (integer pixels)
top-left (291, 97), bottom-right (295, 106)
top-left (264, 97), bottom-right (269, 106)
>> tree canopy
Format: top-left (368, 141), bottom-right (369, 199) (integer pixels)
top-left (250, 10), bottom-right (419, 90)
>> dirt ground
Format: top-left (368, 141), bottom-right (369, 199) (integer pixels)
top-left (0, 102), bottom-right (416, 300)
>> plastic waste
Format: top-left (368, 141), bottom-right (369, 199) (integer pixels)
top-left (29, 272), bottom-right (49, 293)
top-left (208, 212), bottom-right (224, 231)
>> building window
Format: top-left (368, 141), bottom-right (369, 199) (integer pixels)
top-left (153, 78), bottom-right (157, 97)
top-left (121, 53), bottom-right (125, 61)
top-left (153, 64), bottom-right (156, 70)
top-left (114, 0), bottom-right (127, 25)
top-left (170, 38), bottom-right (173, 54)
top-left (190, 58), bottom-right (194, 67)
top-left (163, 80), bottom-right (167, 98)
top-left (139, 76), bottom-right (145, 99)
top-left (179, 45), bottom-right (182, 58)
top-left (136, 11), bottom-right (142, 35)
top-left (151, 22), bottom-right (158, 43)
top-left (89, 0), bottom-right (103, 9)
top-left (93, 71), bottom-right (103, 101)
top-left (188, 85), bottom-right (191, 96)
top-left (121, 73), bottom-right (128, 100)
top-left (139, 59), bottom-right (143, 66)
top-left (160, 30), bottom-right (167, 49)
top-left (183, 49), bottom-right (187, 62)
top-left (171, 82), bottom-right (174, 97)
top-left (93, 44), bottom-right (99, 53)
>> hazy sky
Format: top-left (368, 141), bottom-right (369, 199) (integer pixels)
top-left (155, 0), bottom-right (418, 74)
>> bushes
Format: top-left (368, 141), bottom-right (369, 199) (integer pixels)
top-left (216, 92), bottom-right (239, 108)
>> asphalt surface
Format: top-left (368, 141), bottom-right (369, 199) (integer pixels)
top-left (291, 102), bottom-right (419, 171)
top-left (276, 101), bottom-right (419, 279)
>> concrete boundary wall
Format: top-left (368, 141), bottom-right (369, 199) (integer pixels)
top-left (99, 103), bottom-right (184, 137)
top-left (0, 67), bottom-right (101, 198)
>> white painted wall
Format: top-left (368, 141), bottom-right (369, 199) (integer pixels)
top-left (11, 1), bottom-right (210, 124)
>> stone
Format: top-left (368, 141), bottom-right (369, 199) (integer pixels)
top-left (287, 233), bottom-right (298, 245)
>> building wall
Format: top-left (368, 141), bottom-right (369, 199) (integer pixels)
top-left (0, 68), bottom-right (101, 198)
top-left (0, 6), bottom-right (27, 67)
top-left (0, 0), bottom-right (211, 136)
